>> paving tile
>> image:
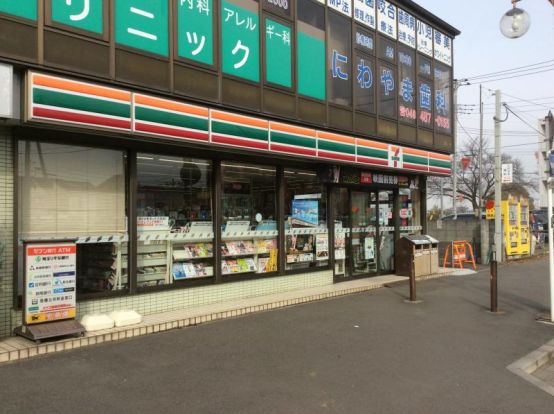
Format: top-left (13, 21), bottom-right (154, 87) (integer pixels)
top-left (0, 269), bottom-right (454, 365)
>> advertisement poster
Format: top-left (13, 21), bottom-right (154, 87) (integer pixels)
top-left (292, 199), bottom-right (319, 227)
top-left (316, 234), bottom-right (329, 261)
top-left (364, 237), bottom-right (375, 260)
top-left (334, 234), bottom-right (346, 259)
top-left (138, 216), bottom-right (170, 231)
top-left (25, 243), bottom-right (77, 325)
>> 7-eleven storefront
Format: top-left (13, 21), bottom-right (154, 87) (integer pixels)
top-left (0, 71), bottom-right (451, 336)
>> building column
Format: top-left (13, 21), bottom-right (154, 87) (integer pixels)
top-left (420, 175), bottom-right (427, 234)
top-left (0, 128), bottom-right (14, 337)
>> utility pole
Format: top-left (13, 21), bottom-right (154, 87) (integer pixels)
top-left (494, 90), bottom-right (502, 263)
top-left (440, 180), bottom-right (444, 216)
top-left (546, 112), bottom-right (554, 322)
top-left (479, 85), bottom-right (489, 263)
top-left (546, 174), bottom-right (554, 322)
top-left (452, 83), bottom-right (458, 219)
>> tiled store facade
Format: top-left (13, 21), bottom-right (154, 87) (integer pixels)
top-left (0, 130), bottom-right (14, 337)
top-left (9, 270), bottom-right (333, 338)
top-left (0, 0), bottom-right (460, 337)
top-left (0, 73), bottom-right (445, 338)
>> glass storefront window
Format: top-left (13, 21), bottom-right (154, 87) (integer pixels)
top-left (284, 169), bottom-right (328, 271)
top-left (351, 191), bottom-right (377, 276)
top-left (136, 154), bottom-right (213, 287)
top-left (18, 141), bottom-right (127, 295)
top-left (221, 162), bottom-right (278, 276)
top-left (399, 188), bottom-right (421, 235)
top-left (378, 190), bottom-right (395, 273)
top-left (332, 187), bottom-right (349, 278)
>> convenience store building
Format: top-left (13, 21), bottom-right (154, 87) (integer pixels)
top-left (0, 0), bottom-right (459, 337)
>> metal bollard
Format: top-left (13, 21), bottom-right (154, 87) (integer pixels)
top-left (490, 259), bottom-right (498, 313)
top-left (409, 259), bottom-right (417, 302)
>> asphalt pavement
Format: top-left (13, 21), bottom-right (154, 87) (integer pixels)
top-left (0, 258), bottom-right (553, 413)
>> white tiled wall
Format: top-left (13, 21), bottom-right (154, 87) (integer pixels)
top-left (0, 131), bottom-right (14, 337)
top-left (11, 270), bottom-right (333, 331)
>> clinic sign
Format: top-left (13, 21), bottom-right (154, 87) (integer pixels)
top-left (24, 243), bottom-right (77, 325)
top-left (52, 0), bottom-right (104, 34)
top-left (221, 0), bottom-right (260, 82)
top-left (178, 0), bottom-right (214, 65)
top-left (2, 1), bottom-right (456, 152)
top-left (0, 0), bottom-right (453, 77)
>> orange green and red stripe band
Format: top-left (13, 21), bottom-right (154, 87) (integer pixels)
top-left (27, 71), bottom-right (452, 176)
top-left (30, 73), bottom-right (132, 130)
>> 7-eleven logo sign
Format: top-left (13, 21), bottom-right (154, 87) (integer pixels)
top-left (388, 145), bottom-right (403, 169)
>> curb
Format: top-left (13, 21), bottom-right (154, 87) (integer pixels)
top-left (0, 269), bottom-right (457, 365)
top-left (0, 281), bottom-right (393, 365)
top-left (507, 339), bottom-right (554, 397)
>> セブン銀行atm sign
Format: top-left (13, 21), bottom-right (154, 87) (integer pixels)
top-left (25, 243), bottom-right (77, 325)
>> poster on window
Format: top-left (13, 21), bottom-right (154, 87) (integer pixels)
top-left (364, 237), bottom-right (375, 260)
top-left (316, 234), bottom-right (329, 260)
top-left (353, 0), bottom-right (376, 29)
top-left (292, 199), bottom-right (319, 227)
top-left (138, 216), bottom-right (170, 231)
top-left (25, 243), bottom-right (77, 325)
top-left (433, 29), bottom-right (452, 66)
top-left (416, 20), bottom-right (433, 57)
top-left (328, 0), bottom-right (352, 17)
top-left (377, 0), bottom-right (397, 39)
top-left (397, 8), bottom-right (415, 48)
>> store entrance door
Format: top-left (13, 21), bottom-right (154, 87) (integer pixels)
top-left (378, 190), bottom-right (396, 274)
top-left (332, 187), bottom-right (381, 281)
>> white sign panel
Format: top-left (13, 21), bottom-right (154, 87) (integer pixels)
top-left (377, 0), bottom-right (396, 39)
top-left (328, 0), bottom-right (352, 17)
top-left (0, 63), bottom-right (13, 118)
top-left (188, 221), bottom-right (213, 235)
top-left (433, 29), bottom-right (452, 66)
top-left (138, 216), bottom-right (170, 231)
top-left (353, 0), bottom-right (376, 29)
top-left (502, 163), bottom-right (513, 184)
top-left (416, 20), bottom-right (433, 57)
top-left (25, 243), bottom-right (77, 325)
top-left (397, 8), bottom-right (416, 49)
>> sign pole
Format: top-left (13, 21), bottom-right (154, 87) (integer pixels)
top-left (494, 90), bottom-right (503, 263)
top-left (548, 177), bottom-right (554, 322)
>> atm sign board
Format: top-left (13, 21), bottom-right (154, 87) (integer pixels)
top-left (25, 243), bottom-right (77, 325)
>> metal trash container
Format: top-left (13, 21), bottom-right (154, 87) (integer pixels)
top-left (396, 235), bottom-right (432, 277)
top-left (423, 235), bottom-right (440, 274)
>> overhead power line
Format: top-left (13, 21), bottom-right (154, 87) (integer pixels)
top-left (464, 59), bottom-right (554, 81)
top-left (503, 104), bottom-right (546, 136)
top-left (501, 91), bottom-right (554, 110)
top-left (476, 67), bottom-right (554, 84)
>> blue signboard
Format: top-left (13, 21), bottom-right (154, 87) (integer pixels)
top-left (292, 199), bottom-right (319, 227)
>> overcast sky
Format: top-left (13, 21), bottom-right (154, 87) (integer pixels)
top-left (417, 0), bottom-right (554, 205)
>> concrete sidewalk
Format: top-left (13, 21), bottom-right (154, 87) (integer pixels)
top-left (0, 269), bottom-right (458, 365)
top-left (0, 259), bottom-right (553, 413)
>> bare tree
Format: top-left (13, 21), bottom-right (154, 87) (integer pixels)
top-left (428, 137), bottom-right (536, 212)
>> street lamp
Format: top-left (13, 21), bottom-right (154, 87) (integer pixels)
top-left (500, 0), bottom-right (531, 38)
